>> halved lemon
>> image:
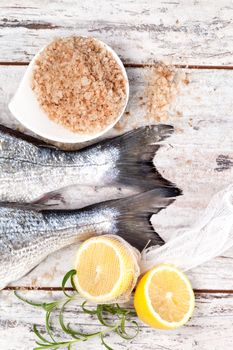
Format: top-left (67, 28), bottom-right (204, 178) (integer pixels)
top-left (74, 235), bottom-right (140, 303)
top-left (134, 265), bottom-right (195, 329)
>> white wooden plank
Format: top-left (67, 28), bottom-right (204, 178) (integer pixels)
top-left (1, 290), bottom-right (233, 350)
top-left (0, 0), bottom-right (233, 65)
top-left (0, 65), bottom-right (233, 289)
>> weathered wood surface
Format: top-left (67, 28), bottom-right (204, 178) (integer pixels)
top-left (1, 290), bottom-right (233, 350)
top-left (0, 0), bottom-right (233, 65)
top-left (1, 0), bottom-right (233, 348)
top-left (0, 65), bottom-right (233, 289)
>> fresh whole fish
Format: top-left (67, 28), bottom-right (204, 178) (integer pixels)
top-left (0, 187), bottom-right (181, 289)
top-left (0, 124), bottom-right (175, 202)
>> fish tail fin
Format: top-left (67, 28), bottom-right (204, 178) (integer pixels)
top-left (32, 125), bottom-right (175, 208)
top-left (110, 125), bottom-right (175, 189)
top-left (107, 186), bottom-right (181, 250)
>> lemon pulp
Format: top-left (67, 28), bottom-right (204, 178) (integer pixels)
top-left (134, 264), bottom-right (195, 329)
top-left (74, 235), bottom-right (140, 303)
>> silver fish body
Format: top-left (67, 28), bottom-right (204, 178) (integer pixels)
top-left (0, 206), bottom-right (114, 289)
top-left (0, 124), bottom-right (174, 202)
top-left (0, 187), bottom-right (181, 289)
top-left (0, 127), bottom-right (117, 202)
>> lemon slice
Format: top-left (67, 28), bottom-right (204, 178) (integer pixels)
top-left (134, 264), bottom-right (195, 329)
top-left (74, 235), bottom-right (140, 303)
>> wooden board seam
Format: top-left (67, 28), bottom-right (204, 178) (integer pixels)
top-left (1, 62), bottom-right (233, 70)
top-left (4, 286), bottom-right (233, 294)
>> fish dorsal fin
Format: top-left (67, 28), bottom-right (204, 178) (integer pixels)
top-left (0, 124), bottom-right (59, 149)
top-left (0, 201), bottom-right (56, 212)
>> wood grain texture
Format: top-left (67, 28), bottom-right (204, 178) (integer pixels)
top-left (1, 290), bottom-right (233, 350)
top-left (0, 65), bottom-right (233, 289)
top-left (0, 0), bottom-right (233, 65)
top-left (1, 1), bottom-right (233, 348)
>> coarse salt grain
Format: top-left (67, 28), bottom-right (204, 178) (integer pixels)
top-left (145, 63), bottom-right (187, 122)
top-left (31, 37), bottom-right (127, 134)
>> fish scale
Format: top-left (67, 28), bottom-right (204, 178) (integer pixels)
top-left (0, 128), bottom-right (118, 201)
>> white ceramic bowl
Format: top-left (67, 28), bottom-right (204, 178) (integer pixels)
top-left (8, 37), bottom-right (129, 143)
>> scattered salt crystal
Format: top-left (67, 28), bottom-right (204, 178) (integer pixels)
top-left (81, 77), bottom-right (89, 86)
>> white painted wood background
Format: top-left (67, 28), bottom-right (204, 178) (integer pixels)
top-left (0, 1), bottom-right (233, 349)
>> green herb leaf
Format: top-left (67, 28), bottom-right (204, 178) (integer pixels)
top-left (43, 302), bottom-right (58, 312)
top-left (66, 322), bottom-right (101, 339)
top-left (61, 269), bottom-right (76, 297)
top-left (15, 291), bottom-right (45, 308)
top-left (59, 300), bottom-right (72, 335)
top-left (15, 269), bottom-right (140, 350)
top-left (97, 305), bottom-right (116, 328)
top-left (70, 273), bottom-right (78, 292)
top-left (33, 324), bottom-right (51, 344)
top-left (60, 300), bottom-right (102, 341)
top-left (45, 309), bottom-right (56, 342)
top-left (33, 325), bottom-right (52, 345)
top-left (117, 319), bottom-right (139, 340)
top-left (81, 301), bottom-right (97, 315)
top-left (100, 334), bottom-right (113, 350)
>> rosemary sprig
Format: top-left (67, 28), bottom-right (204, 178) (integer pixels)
top-left (15, 269), bottom-right (139, 350)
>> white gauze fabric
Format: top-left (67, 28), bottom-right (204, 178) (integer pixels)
top-left (140, 185), bottom-right (233, 273)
